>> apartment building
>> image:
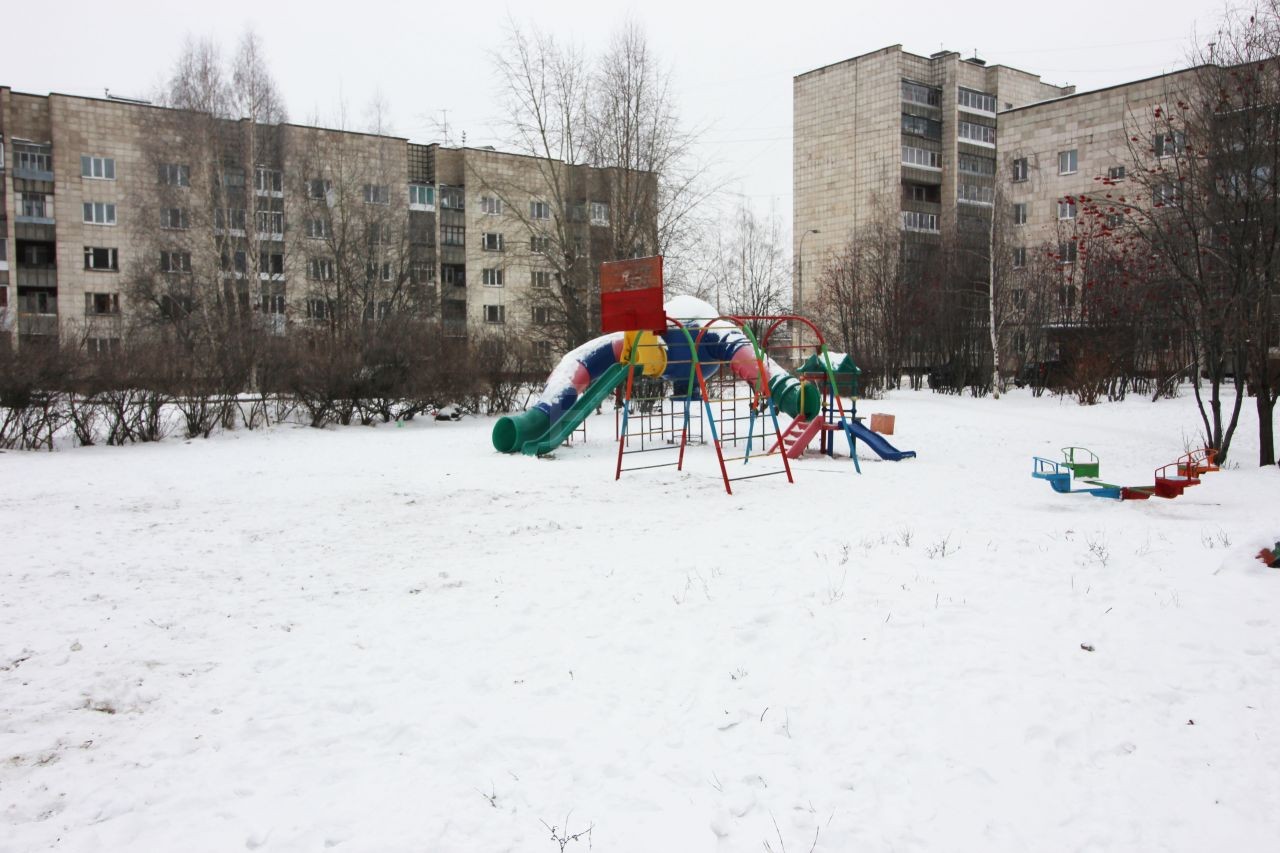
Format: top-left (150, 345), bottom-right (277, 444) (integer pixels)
top-left (997, 69), bottom-right (1200, 318)
top-left (0, 86), bottom-right (643, 355)
top-left (793, 45), bottom-right (1073, 322)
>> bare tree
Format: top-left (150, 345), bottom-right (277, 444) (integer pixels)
top-left (1098, 2), bottom-right (1280, 464)
top-left (714, 201), bottom-right (788, 335)
top-left (587, 20), bottom-right (711, 282)
top-left (489, 19), bottom-right (700, 351)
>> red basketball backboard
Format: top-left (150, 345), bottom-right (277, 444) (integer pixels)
top-left (600, 256), bottom-right (665, 333)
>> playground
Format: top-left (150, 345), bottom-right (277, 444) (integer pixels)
top-left (492, 262), bottom-right (917, 493)
top-left (1, 378), bottom-right (1277, 852)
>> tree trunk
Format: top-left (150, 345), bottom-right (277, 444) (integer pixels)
top-left (1258, 392), bottom-right (1277, 466)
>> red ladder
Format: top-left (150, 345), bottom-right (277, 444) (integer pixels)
top-left (768, 417), bottom-right (826, 459)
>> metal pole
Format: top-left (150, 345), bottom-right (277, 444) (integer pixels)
top-left (796, 228), bottom-right (819, 348)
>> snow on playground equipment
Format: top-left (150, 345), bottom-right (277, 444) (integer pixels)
top-left (491, 296), bottom-right (818, 456)
top-left (1031, 446), bottom-right (1218, 501)
top-left (492, 295), bottom-right (906, 493)
top-left (613, 302), bottom-right (915, 492)
top-left (492, 254), bottom-right (916, 493)
top-left (789, 351), bottom-right (917, 464)
top-left (612, 300), bottom-right (815, 493)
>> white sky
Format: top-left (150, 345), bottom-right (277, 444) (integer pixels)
top-left (2, 0), bottom-right (1229, 232)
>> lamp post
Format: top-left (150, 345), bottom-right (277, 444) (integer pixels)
top-left (796, 227), bottom-right (820, 348)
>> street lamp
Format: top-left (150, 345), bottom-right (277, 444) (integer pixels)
top-left (796, 228), bottom-right (820, 348)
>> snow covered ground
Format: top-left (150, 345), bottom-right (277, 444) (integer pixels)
top-left (1, 388), bottom-right (1277, 852)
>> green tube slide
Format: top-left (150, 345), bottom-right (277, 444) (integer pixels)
top-left (768, 374), bottom-right (821, 420)
top-left (491, 409), bottom-right (551, 454)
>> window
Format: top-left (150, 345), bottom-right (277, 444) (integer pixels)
top-left (1106, 212), bottom-right (1125, 229)
top-left (442, 225), bottom-right (466, 246)
top-left (255, 200), bottom-right (285, 236)
top-left (958, 121), bottom-right (996, 146)
top-left (482, 196), bottom-right (504, 215)
top-left (484, 304), bottom-right (505, 324)
top-left (409, 184), bottom-right (434, 209)
top-left (901, 114), bottom-right (942, 140)
top-left (259, 253), bottom-right (284, 277)
top-left (363, 184), bottom-right (390, 205)
top-left (532, 306), bottom-right (551, 324)
top-left (590, 202), bottom-right (609, 225)
top-left (1154, 132), bottom-right (1185, 159)
top-left (0, 238), bottom-right (6, 266)
top-left (306, 299), bottom-right (330, 320)
top-left (160, 250), bottom-right (192, 273)
top-left (959, 154), bottom-right (996, 176)
top-left (308, 258), bottom-right (335, 281)
top-left (215, 208), bottom-right (247, 232)
top-left (161, 291), bottom-right (197, 320)
top-left (439, 186), bottom-right (464, 209)
top-left (534, 340), bottom-right (553, 359)
top-left (1058, 241), bottom-right (1078, 265)
top-left (1012, 289), bottom-right (1027, 310)
top-left (86, 337), bottom-right (122, 356)
top-left (1059, 284), bottom-right (1077, 309)
top-left (957, 88), bottom-right (997, 114)
top-left (308, 178), bottom-right (332, 200)
top-left (20, 194), bottom-right (51, 219)
top-left (410, 261), bottom-right (436, 284)
top-left (85, 292), bottom-right (120, 315)
top-left (958, 184), bottom-right (994, 205)
top-left (901, 80), bottom-right (941, 107)
top-left (15, 147), bottom-right (52, 173)
top-left (1012, 247), bottom-right (1026, 269)
top-left (442, 264), bottom-right (465, 287)
top-left (159, 163), bottom-right (190, 186)
top-left (19, 290), bottom-right (56, 314)
top-left (367, 262), bottom-right (393, 282)
top-left (902, 145), bottom-right (941, 169)
top-left (529, 200), bottom-right (551, 220)
top-left (83, 202), bottom-right (117, 225)
top-left (83, 247), bottom-right (118, 271)
top-left (160, 208), bottom-right (190, 230)
top-left (1153, 182), bottom-right (1179, 206)
top-left (530, 235), bottom-right (551, 254)
top-left (901, 210), bottom-right (939, 232)
top-left (367, 223), bottom-right (391, 245)
top-left (255, 167), bottom-right (283, 194)
top-left (906, 183), bottom-right (940, 203)
top-left (222, 250), bottom-right (248, 275)
top-left (1012, 157), bottom-right (1029, 182)
top-left (1057, 199), bottom-right (1077, 220)
top-left (305, 218), bottom-right (330, 239)
top-left (262, 291), bottom-right (286, 315)
top-left (482, 232), bottom-right (505, 252)
top-left (482, 268), bottom-right (504, 286)
top-left (1058, 150), bottom-right (1078, 175)
top-left (1107, 165), bottom-right (1126, 181)
top-left (222, 166), bottom-right (245, 188)
top-left (80, 155), bottom-right (116, 180)
top-left (531, 270), bottom-right (551, 288)
top-left (362, 300), bottom-right (392, 321)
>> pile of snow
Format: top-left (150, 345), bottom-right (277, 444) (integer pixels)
top-left (1, 388), bottom-right (1276, 852)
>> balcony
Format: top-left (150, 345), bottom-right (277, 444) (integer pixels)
top-left (18, 313), bottom-right (59, 337)
top-left (16, 267), bottom-right (57, 289)
top-left (13, 165), bottom-right (54, 182)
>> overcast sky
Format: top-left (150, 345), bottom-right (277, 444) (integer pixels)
top-left (2, 0), bottom-right (1230, 232)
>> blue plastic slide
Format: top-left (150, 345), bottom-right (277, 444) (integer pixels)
top-left (843, 420), bottom-right (917, 461)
